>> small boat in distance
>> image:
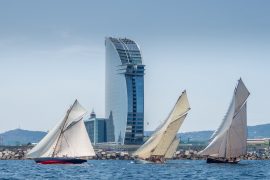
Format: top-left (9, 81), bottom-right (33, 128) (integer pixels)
top-left (198, 79), bottom-right (250, 164)
top-left (26, 100), bottom-right (95, 164)
top-left (133, 90), bottom-right (190, 163)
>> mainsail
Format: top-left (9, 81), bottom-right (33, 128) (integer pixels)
top-left (27, 100), bottom-right (95, 158)
top-left (164, 137), bottom-right (180, 159)
top-left (133, 90), bottom-right (190, 159)
top-left (198, 79), bottom-right (250, 158)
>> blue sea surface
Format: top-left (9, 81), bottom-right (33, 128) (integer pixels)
top-left (0, 160), bottom-right (269, 179)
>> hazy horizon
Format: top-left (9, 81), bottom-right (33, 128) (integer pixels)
top-left (0, 0), bottom-right (270, 133)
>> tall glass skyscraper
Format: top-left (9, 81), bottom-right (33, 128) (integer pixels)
top-left (105, 37), bottom-right (145, 145)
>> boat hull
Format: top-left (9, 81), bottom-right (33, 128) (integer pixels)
top-left (206, 157), bottom-right (240, 164)
top-left (34, 157), bottom-right (87, 164)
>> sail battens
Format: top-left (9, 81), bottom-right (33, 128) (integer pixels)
top-left (198, 79), bottom-right (249, 159)
top-left (133, 91), bottom-right (190, 159)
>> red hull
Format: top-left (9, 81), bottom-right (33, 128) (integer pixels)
top-left (38, 160), bottom-right (75, 164)
top-left (34, 157), bottom-right (87, 164)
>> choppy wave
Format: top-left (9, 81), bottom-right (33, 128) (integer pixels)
top-left (0, 160), bottom-right (269, 179)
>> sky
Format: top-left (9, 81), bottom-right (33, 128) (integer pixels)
top-left (0, 0), bottom-right (270, 133)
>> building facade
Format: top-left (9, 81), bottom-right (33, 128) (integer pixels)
top-left (105, 37), bottom-right (145, 145)
top-left (84, 111), bottom-right (108, 144)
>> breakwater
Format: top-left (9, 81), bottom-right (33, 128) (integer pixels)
top-left (0, 146), bottom-right (269, 160)
top-left (0, 146), bottom-right (29, 160)
top-left (173, 150), bottom-right (270, 160)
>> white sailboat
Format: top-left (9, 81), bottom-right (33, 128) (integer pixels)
top-left (133, 90), bottom-right (190, 163)
top-left (26, 100), bottom-right (95, 164)
top-left (198, 79), bottom-right (250, 163)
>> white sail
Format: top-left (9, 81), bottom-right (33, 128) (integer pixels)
top-left (152, 114), bottom-right (187, 156)
top-left (133, 90), bottom-right (190, 159)
top-left (164, 137), bottom-right (180, 159)
top-left (199, 79), bottom-right (249, 158)
top-left (226, 103), bottom-right (247, 157)
top-left (235, 79), bottom-right (250, 112)
top-left (27, 100), bottom-right (95, 158)
top-left (54, 119), bottom-right (95, 157)
top-left (26, 118), bottom-right (64, 158)
top-left (209, 97), bottom-right (234, 141)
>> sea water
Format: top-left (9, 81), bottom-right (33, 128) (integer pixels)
top-left (0, 160), bottom-right (269, 179)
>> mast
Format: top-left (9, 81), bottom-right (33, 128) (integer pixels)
top-left (52, 101), bottom-right (76, 157)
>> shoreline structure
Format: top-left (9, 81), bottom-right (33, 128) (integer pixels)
top-left (0, 145), bottom-right (268, 160)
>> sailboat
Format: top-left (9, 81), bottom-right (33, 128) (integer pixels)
top-left (26, 100), bottom-right (96, 164)
top-left (133, 90), bottom-right (190, 163)
top-left (198, 79), bottom-right (250, 164)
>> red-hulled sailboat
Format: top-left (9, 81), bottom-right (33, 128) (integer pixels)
top-left (26, 100), bottom-right (96, 164)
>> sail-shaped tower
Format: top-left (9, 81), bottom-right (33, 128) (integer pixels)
top-left (105, 37), bottom-right (145, 145)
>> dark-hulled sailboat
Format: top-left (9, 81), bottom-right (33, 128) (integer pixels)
top-left (26, 100), bottom-right (95, 164)
top-left (133, 90), bottom-right (190, 163)
top-left (198, 79), bottom-right (250, 163)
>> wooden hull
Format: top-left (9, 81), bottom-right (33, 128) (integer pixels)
top-left (206, 157), bottom-right (240, 164)
top-left (34, 157), bottom-right (87, 164)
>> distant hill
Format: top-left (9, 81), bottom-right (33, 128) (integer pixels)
top-left (248, 124), bottom-right (270, 139)
top-left (144, 130), bottom-right (214, 143)
top-left (0, 129), bottom-right (46, 146)
top-left (145, 123), bottom-right (270, 143)
top-left (1, 123), bottom-right (269, 146)
top-left (179, 131), bottom-right (213, 142)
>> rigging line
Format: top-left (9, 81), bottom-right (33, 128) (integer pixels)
top-left (62, 134), bottom-right (73, 156)
top-left (52, 101), bottom-right (76, 157)
top-left (62, 117), bottom-right (84, 133)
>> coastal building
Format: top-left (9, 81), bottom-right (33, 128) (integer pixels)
top-left (105, 37), bottom-right (145, 145)
top-left (247, 138), bottom-right (270, 145)
top-left (84, 110), bottom-right (111, 144)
